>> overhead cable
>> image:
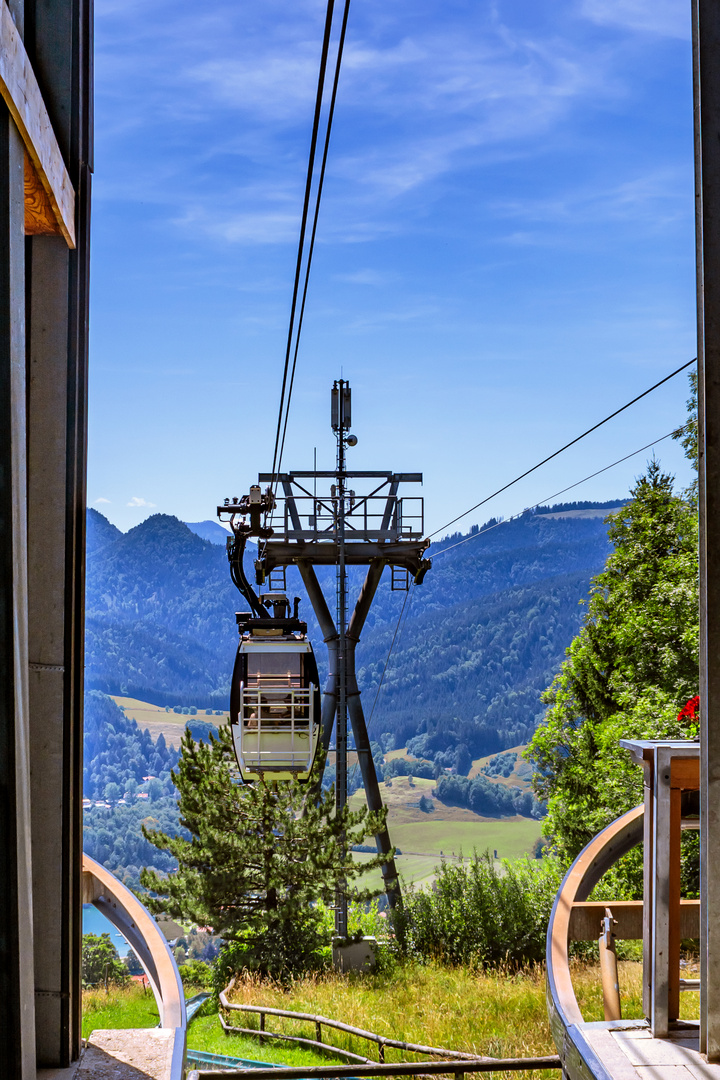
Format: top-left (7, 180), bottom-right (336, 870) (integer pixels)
top-left (275, 0), bottom-right (352, 487)
top-left (426, 358), bottom-right (696, 541)
top-left (268, 0), bottom-right (351, 507)
top-left (430, 426), bottom-right (682, 559)
top-left (344, 424), bottom-right (684, 779)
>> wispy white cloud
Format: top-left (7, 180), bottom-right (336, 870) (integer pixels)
top-left (188, 53), bottom-right (320, 122)
top-left (177, 208), bottom-right (301, 245)
top-left (127, 496), bottom-right (157, 508)
top-left (579, 0), bottom-right (690, 40)
top-left (493, 168), bottom-right (691, 233)
top-left (334, 269), bottom-right (393, 286)
top-left (94, 496), bottom-right (112, 504)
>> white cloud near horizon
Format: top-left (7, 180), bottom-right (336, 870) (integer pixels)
top-left (127, 496), bottom-right (157, 508)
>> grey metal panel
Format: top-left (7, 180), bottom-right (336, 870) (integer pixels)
top-left (23, 0), bottom-right (93, 1057)
top-left (297, 563), bottom-right (338, 752)
top-left (0, 112), bottom-right (37, 1079)
top-left (695, 0), bottom-right (720, 1057)
top-left (651, 747), bottom-right (671, 1036)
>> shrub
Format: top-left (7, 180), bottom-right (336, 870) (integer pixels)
top-left (179, 959), bottom-right (213, 987)
top-left (394, 851), bottom-right (562, 967)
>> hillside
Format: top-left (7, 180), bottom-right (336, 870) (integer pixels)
top-left (85, 502), bottom-right (619, 754)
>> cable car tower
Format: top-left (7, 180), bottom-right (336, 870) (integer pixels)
top-left (218, 380), bottom-right (431, 934)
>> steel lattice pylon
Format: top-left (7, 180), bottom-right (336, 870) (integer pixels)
top-left (219, 380), bottom-right (431, 931)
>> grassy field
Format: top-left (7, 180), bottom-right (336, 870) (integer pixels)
top-left (381, 744), bottom-right (533, 788)
top-left (83, 962), bottom-right (699, 1076)
top-left (111, 696), bottom-right (229, 748)
top-left (349, 775), bottom-right (541, 887)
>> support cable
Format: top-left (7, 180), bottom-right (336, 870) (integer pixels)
top-left (431, 425), bottom-right (683, 558)
top-left (275, 0), bottom-right (352, 488)
top-left (267, 0), bottom-right (352, 520)
top-left (268, 0), bottom-right (338, 496)
top-left (346, 424), bottom-right (683, 780)
top-left (347, 585), bottom-right (414, 788)
top-left (426, 359), bottom-right (695, 541)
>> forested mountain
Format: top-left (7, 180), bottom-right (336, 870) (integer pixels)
top-left (85, 502), bottom-right (620, 756)
top-left (85, 510), bottom-right (238, 706)
top-left (83, 691), bottom-right (182, 888)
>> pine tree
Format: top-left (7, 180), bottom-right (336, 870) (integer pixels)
top-left (527, 460), bottom-right (699, 867)
top-left (141, 726), bottom-right (391, 978)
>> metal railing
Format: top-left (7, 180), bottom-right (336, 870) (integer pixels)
top-left (240, 685), bottom-right (313, 724)
top-left (274, 495), bottom-right (425, 543)
top-left (237, 684), bottom-right (317, 769)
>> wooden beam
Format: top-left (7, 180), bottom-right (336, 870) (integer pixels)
top-left (0, 1), bottom-right (75, 246)
top-left (24, 152), bottom-right (57, 235)
top-left (569, 899), bottom-right (700, 941)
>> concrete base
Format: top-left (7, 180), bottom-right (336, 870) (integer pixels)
top-left (78, 1030), bottom-right (178, 1079)
top-left (332, 936), bottom-right (377, 973)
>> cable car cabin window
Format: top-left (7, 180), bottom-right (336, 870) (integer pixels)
top-left (239, 649), bottom-right (311, 731)
top-left (246, 651), bottom-right (303, 686)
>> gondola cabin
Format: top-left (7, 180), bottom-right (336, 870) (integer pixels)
top-left (230, 609), bottom-right (321, 783)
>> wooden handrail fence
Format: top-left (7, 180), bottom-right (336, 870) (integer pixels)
top-left (188, 1057), bottom-right (562, 1080)
top-left (217, 984), bottom-right (561, 1077)
top-left (220, 983), bottom-right (497, 1063)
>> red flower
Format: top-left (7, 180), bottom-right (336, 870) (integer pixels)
top-left (678, 695), bottom-right (699, 724)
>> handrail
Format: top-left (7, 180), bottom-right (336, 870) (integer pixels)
top-left (220, 982), bottom-right (487, 1061)
top-left (219, 1012), bottom-right (375, 1063)
top-left (188, 1057), bottom-right (562, 1080)
top-left (82, 853), bottom-right (186, 1077)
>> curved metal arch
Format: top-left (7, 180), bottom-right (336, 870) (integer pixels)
top-left (545, 805), bottom-right (644, 1080)
top-left (82, 853), bottom-right (186, 1076)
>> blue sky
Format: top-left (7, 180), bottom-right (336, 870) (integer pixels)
top-left (89, 0), bottom-right (696, 535)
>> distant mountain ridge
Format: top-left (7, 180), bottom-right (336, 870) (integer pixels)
top-left (184, 519), bottom-right (232, 545)
top-left (84, 503), bottom-right (619, 754)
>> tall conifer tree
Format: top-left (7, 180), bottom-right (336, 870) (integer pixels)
top-left (141, 727), bottom-right (391, 977)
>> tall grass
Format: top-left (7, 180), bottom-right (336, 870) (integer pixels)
top-left (224, 960), bottom-right (699, 1063)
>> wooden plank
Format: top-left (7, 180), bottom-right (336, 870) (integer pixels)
top-left (671, 759), bottom-right (700, 788)
top-left (23, 150), bottom-right (57, 235)
top-left (582, 1029), bottom-right (641, 1080)
top-left (0, 1), bottom-right (74, 246)
top-left (569, 901), bottom-right (700, 942)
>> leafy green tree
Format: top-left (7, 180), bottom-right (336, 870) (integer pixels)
top-left (673, 370), bottom-right (698, 503)
top-left (82, 933), bottom-right (128, 988)
top-left (527, 461), bottom-right (699, 867)
top-left (140, 727), bottom-right (391, 980)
